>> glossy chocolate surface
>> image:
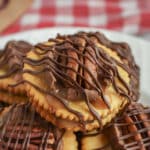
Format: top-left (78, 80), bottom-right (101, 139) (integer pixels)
top-left (23, 32), bottom-right (139, 128)
top-left (0, 103), bottom-right (64, 150)
top-left (107, 103), bottom-right (150, 150)
top-left (0, 40), bottom-right (32, 79)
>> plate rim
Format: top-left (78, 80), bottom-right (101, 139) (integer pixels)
top-left (0, 27), bottom-right (149, 45)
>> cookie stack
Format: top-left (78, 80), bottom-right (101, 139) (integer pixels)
top-left (0, 31), bottom-right (149, 150)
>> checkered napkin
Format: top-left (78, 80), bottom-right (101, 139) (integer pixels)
top-left (2, 0), bottom-right (150, 35)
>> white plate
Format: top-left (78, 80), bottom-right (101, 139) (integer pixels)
top-left (0, 27), bottom-right (149, 105)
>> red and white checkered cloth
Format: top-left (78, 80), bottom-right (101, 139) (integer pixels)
top-left (2, 0), bottom-right (150, 36)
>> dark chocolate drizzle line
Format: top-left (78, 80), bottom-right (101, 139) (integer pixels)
top-left (0, 53), bottom-right (22, 68)
top-left (39, 127), bottom-right (50, 150)
top-left (66, 32), bottom-right (139, 97)
top-left (22, 105), bottom-right (35, 149)
top-left (25, 79), bottom-right (87, 128)
top-left (107, 103), bottom-right (150, 150)
top-left (24, 56), bottom-right (100, 91)
top-left (20, 32), bottom-right (139, 129)
top-left (84, 90), bottom-right (103, 127)
top-left (0, 104), bottom-right (15, 139)
top-left (14, 104), bottom-right (30, 149)
top-left (80, 34), bottom-right (131, 98)
top-left (37, 38), bottom-right (135, 100)
top-left (0, 40), bottom-right (32, 79)
top-left (6, 104), bottom-right (28, 149)
top-left (24, 57), bottom-right (103, 127)
top-left (0, 103), bottom-right (64, 150)
top-left (0, 67), bottom-right (20, 79)
top-left (55, 130), bottom-right (65, 150)
top-left (9, 79), bottom-right (88, 130)
top-left (58, 33), bottom-right (139, 94)
top-left (55, 34), bottom-right (134, 98)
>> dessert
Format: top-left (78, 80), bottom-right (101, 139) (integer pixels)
top-left (77, 102), bottom-right (150, 150)
top-left (0, 31), bottom-right (144, 149)
top-left (23, 31), bottom-right (139, 131)
top-left (0, 40), bottom-right (32, 103)
top-left (106, 103), bottom-right (150, 150)
top-left (31, 99), bottom-right (122, 131)
top-left (78, 130), bottom-right (112, 150)
top-left (0, 103), bottom-right (78, 150)
top-left (0, 90), bottom-right (27, 104)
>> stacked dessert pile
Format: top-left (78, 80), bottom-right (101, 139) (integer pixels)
top-left (0, 31), bottom-right (149, 150)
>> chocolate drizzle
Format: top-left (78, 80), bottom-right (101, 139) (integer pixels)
top-left (22, 32), bottom-right (139, 129)
top-left (106, 103), bottom-right (150, 150)
top-left (0, 103), bottom-right (64, 150)
top-left (0, 40), bottom-right (32, 79)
